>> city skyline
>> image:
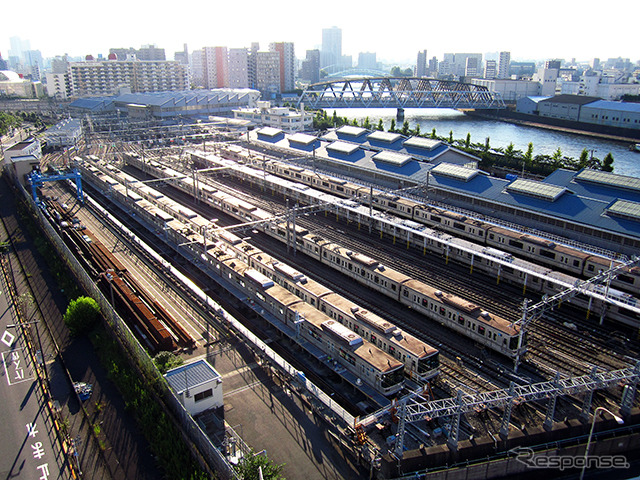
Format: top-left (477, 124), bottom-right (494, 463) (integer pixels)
top-left (2, 0), bottom-right (638, 66)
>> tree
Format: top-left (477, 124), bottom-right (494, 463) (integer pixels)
top-left (376, 119), bottom-right (384, 131)
top-left (401, 120), bottom-right (410, 136)
top-left (431, 128), bottom-right (437, 139)
top-left (449, 130), bottom-right (454, 143)
top-left (362, 116), bottom-right (371, 130)
top-left (484, 137), bottom-right (491, 152)
top-left (414, 124), bottom-right (420, 137)
top-left (578, 148), bottom-right (590, 169)
top-left (602, 152), bottom-right (614, 172)
top-left (465, 132), bottom-right (471, 149)
top-left (153, 351), bottom-right (184, 374)
top-left (63, 296), bottom-right (101, 337)
top-left (524, 142), bottom-right (534, 165)
top-left (552, 147), bottom-right (563, 168)
top-left (235, 450), bottom-right (285, 480)
top-left (389, 119), bottom-right (396, 132)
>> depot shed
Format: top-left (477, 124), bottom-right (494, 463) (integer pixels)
top-left (164, 359), bottom-right (223, 415)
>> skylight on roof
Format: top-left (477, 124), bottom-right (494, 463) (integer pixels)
top-left (431, 163), bottom-right (479, 182)
top-left (506, 179), bottom-right (566, 202)
top-left (368, 131), bottom-right (402, 143)
top-left (404, 137), bottom-right (443, 150)
top-left (607, 199), bottom-right (640, 222)
top-left (372, 151), bottom-right (412, 166)
top-left (576, 169), bottom-right (640, 193)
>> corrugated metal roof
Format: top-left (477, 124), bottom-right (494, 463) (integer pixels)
top-left (165, 359), bottom-right (220, 393)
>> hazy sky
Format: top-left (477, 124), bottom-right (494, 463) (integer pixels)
top-left (2, 0), bottom-right (638, 65)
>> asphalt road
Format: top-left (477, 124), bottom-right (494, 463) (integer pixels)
top-left (0, 268), bottom-right (68, 479)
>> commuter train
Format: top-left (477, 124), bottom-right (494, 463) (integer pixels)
top-left (77, 158), bottom-right (433, 391)
top-left (209, 146), bottom-right (640, 297)
top-left (117, 153), bottom-right (640, 329)
top-left (81, 155), bottom-right (524, 358)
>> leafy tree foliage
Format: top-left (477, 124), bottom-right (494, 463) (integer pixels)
top-left (63, 296), bottom-right (100, 336)
top-left (390, 66), bottom-right (413, 77)
top-left (0, 112), bottom-right (21, 136)
top-left (235, 450), bottom-right (285, 480)
top-left (153, 351), bottom-right (184, 374)
top-left (602, 152), bottom-right (614, 172)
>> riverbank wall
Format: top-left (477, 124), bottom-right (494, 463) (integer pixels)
top-left (466, 109), bottom-right (640, 144)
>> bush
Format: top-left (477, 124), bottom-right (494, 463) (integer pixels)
top-left (63, 296), bottom-right (101, 336)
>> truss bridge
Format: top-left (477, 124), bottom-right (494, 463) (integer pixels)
top-left (298, 77), bottom-right (505, 110)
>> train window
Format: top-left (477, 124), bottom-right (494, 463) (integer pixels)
top-left (321, 305), bottom-right (326, 313)
top-left (539, 250), bottom-right (556, 260)
top-left (361, 270), bottom-right (366, 276)
top-left (374, 276), bottom-right (379, 284)
top-left (478, 326), bottom-right (485, 336)
top-left (392, 284), bottom-right (397, 291)
top-left (431, 216), bottom-right (441, 223)
top-left (587, 264), bottom-right (595, 272)
top-left (472, 324), bottom-right (476, 331)
top-left (389, 346), bottom-right (396, 357)
top-left (439, 307), bottom-right (446, 316)
top-left (618, 274), bottom-right (635, 285)
top-left (573, 260), bottom-right (580, 267)
top-left (489, 233), bottom-right (494, 240)
top-left (458, 315), bottom-right (465, 325)
top-left (388, 202), bottom-right (397, 209)
top-left (371, 334), bottom-right (377, 343)
top-left (453, 222), bottom-right (466, 230)
top-left (422, 298), bottom-right (429, 307)
top-left (508, 239), bottom-right (524, 249)
top-left (348, 263), bottom-right (353, 271)
top-left (503, 266), bottom-right (514, 274)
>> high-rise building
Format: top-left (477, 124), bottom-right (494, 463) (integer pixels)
top-left (228, 48), bottom-right (249, 88)
top-left (174, 44), bottom-right (189, 65)
top-left (202, 46), bottom-right (228, 89)
top-left (545, 59), bottom-right (562, 70)
top-left (191, 49), bottom-right (204, 87)
top-left (498, 51), bottom-right (511, 79)
top-left (0, 53), bottom-right (7, 70)
top-left (300, 49), bottom-right (320, 84)
top-left (428, 56), bottom-right (438, 77)
top-left (442, 53), bottom-right (482, 78)
top-left (415, 50), bottom-right (427, 77)
top-left (255, 51), bottom-right (281, 97)
top-left (247, 42), bottom-right (259, 89)
top-left (137, 45), bottom-right (166, 61)
top-left (9, 36), bottom-right (30, 62)
top-left (358, 52), bottom-right (377, 70)
top-left (592, 58), bottom-right (601, 70)
top-left (485, 60), bottom-right (497, 79)
top-left (321, 26), bottom-right (342, 69)
top-left (465, 57), bottom-right (480, 77)
top-left (269, 42), bottom-right (295, 92)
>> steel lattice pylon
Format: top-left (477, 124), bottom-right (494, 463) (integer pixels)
top-left (298, 77), bottom-right (505, 110)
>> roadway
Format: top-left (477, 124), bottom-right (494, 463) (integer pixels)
top-left (0, 263), bottom-right (68, 479)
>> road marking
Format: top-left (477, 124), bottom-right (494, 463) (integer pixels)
top-left (1, 330), bottom-right (15, 347)
top-left (2, 348), bottom-right (34, 385)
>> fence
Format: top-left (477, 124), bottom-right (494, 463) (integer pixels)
top-left (20, 185), bottom-right (238, 479)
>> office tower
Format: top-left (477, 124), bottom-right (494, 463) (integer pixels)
top-left (465, 57), bottom-right (480, 77)
top-left (321, 26), bottom-right (342, 69)
top-left (191, 49), bottom-right (204, 87)
top-left (416, 50), bottom-right (427, 77)
top-left (498, 51), bottom-right (511, 79)
top-left (137, 45), bottom-right (166, 61)
top-left (358, 52), bottom-right (377, 70)
top-left (300, 49), bottom-right (320, 84)
top-left (174, 44), bottom-right (189, 65)
top-left (485, 60), bottom-right (497, 79)
top-left (247, 42), bottom-right (259, 89)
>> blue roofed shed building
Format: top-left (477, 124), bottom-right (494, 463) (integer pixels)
top-left (248, 126), bottom-right (640, 254)
top-left (164, 359), bottom-right (223, 416)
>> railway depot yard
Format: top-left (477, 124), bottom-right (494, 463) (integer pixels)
top-left (9, 120), bottom-right (640, 479)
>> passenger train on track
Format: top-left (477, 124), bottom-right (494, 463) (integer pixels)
top-left (82, 154), bottom-right (525, 358)
top-left (211, 145), bottom-right (640, 298)
top-left (77, 157), bottom-right (438, 394)
top-left (167, 150), bottom-right (639, 329)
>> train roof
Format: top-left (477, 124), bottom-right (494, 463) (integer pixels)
top-left (402, 279), bottom-right (518, 336)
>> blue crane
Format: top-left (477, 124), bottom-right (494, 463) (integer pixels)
top-left (27, 168), bottom-right (84, 205)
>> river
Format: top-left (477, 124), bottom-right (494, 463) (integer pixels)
top-left (331, 108), bottom-right (640, 178)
